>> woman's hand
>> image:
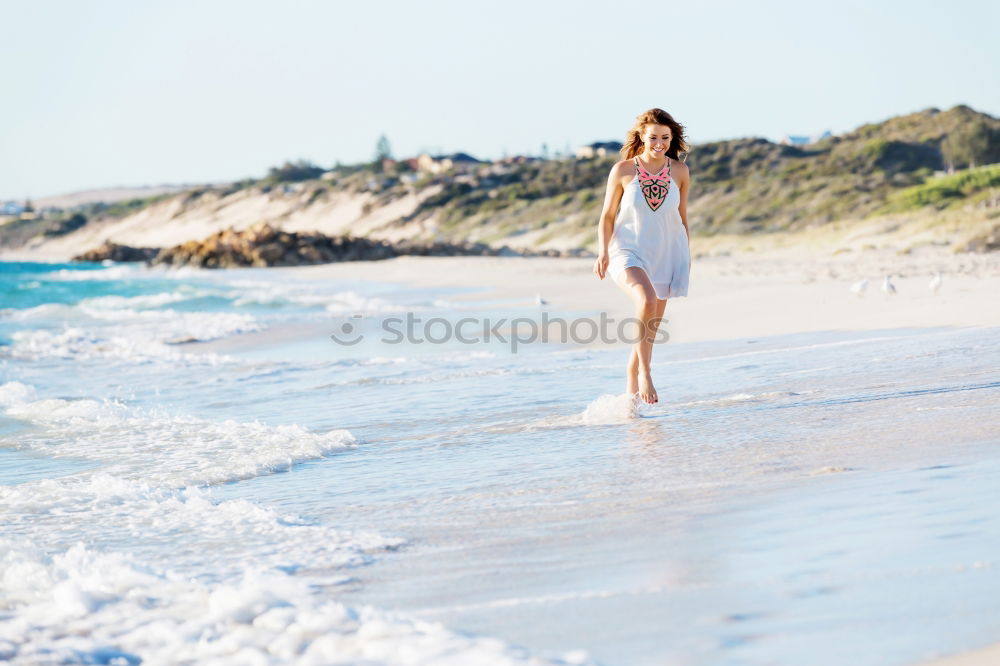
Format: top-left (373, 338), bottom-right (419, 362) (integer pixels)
top-left (593, 252), bottom-right (609, 280)
top-left (595, 162), bottom-right (626, 282)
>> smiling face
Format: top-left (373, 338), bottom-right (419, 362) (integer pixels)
top-left (641, 123), bottom-right (673, 159)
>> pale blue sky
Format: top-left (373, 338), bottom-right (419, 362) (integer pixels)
top-left (1, 0), bottom-right (997, 199)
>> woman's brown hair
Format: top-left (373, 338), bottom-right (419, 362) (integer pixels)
top-left (621, 108), bottom-right (689, 161)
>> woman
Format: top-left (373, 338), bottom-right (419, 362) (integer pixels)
top-left (593, 108), bottom-right (691, 406)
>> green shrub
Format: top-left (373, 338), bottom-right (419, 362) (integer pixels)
top-left (885, 164), bottom-right (1000, 211)
top-left (265, 160), bottom-right (325, 183)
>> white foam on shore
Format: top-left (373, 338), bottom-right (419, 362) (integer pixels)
top-left (76, 298), bottom-right (260, 335)
top-left (578, 393), bottom-right (641, 424)
top-left (3, 272), bottom-right (260, 364)
top-left (7, 325), bottom-right (240, 365)
top-left (3, 263), bottom-right (472, 368)
top-left (514, 393), bottom-right (641, 432)
top-left (79, 290), bottom-right (196, 309)
top-left (223, 278), bottom-right (461, 315)
top-left (673, 390), bottom-right (808, 408)
top-left (4, 295), bottom-right (261, 363)
top-left (231, 285), bottom-right (401, 312)
top-left (41, 265), bottom-right (138, 281)
top-left (1, 377), bottom-right (568, 664)
top-left (0, 473), bottom-right (401, 580)
top-left (519, 387), bottom-right (804, 433)
top-left (0, 381), bottom-right (37, 407)
top-left (1, 382), bottom-right (357, 487)
top-left (0, 380), bottom-right (590, 665)
top-left (0, 542), bottom-right (591, 666)
top-left (0, 380), bottom-right (397, 612)
top-left (1, 302), bottom-right (74, 319)
top-left (0, 290), bottom-right (207, 321)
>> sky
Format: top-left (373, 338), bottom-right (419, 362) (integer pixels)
top-left (1, 0), bottom-right (998, 199)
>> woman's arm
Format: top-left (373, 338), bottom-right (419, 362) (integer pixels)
top-left (676, 161), bottom-right (690, 246)
top-left (593, 162), bottom-right (626, 280)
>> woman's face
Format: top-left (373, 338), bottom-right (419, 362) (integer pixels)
top-left (642, 124), bottom-right (673, 157)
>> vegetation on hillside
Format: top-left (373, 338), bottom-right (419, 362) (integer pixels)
top-left (375, 106), bottom-right (1000, 244)
top-left (883, 164), bottom-right (1000, 212)
top-left (265, 160), bottom-right (325, 183)
top-left (3, 105), bottom-right (998, 254)
top-left (0, 193), bottom-right (174, 247)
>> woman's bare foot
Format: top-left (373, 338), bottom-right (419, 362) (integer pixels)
top-left (638, 371), bottom-right (658, 404)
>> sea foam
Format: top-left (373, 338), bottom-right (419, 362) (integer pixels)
top-left (0, 542), bottom-right (592, 665)
top-left (1, 381), bottom-right (358, 487)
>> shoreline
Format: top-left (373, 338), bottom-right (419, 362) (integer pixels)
top-left (165, 243), bottom-right (1000, 370)
top-left (277, 245), bottom-right (1000, 346)
top-left (6, 242), bottom-right (995, 353)
top-left (4, 247), bottom-right (1000, 665)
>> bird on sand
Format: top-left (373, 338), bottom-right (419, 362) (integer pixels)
top-left (850, 278), bottom-right (869, 297)
top-left (882, 275), bottom-right (897, 295)
top-left (535, 293), bottom-right (548, 306)
top-left (928, 271), bottom-right (943, 293)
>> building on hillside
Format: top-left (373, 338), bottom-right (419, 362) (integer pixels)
top-left (1, 201), bottom-right (25, 216)
top-left (416, 152), bottom-right (482, 174)
top-left (280, 183), bottom-right (305, 195)
top-left (779, 130), bottom-right (832, 147)
top-left (576, 141), bottom-right (623, 159)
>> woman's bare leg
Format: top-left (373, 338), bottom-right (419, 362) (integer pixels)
top-left (635, 297), bottom-right (668, 403)
top-left (614, 267), bottom-right (666, 404)
top-left (626, 347), bottom-right (639, 395)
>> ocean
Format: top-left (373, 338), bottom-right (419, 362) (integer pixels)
top-left (2, 259), bottom-right (999, 665)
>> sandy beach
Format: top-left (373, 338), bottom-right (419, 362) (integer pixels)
top-left (279, 245), bottom-right (1000, 345)
top-left (3, 244), bottom-right (999, 665)
top-left (276, 247), bottom-right (1000, 666)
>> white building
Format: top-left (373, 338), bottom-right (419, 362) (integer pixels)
top-left (1, 201), bottom-right (26, 215)
top-left (779, 130), bottom-right (832, 147)
top-left (576, 141), bottom-right (623, 159)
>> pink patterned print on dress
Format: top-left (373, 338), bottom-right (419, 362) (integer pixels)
top-left (636, 159), bottom-right (671, 212)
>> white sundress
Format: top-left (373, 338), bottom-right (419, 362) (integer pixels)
top-left (607, 156), bottom-right (690, 299)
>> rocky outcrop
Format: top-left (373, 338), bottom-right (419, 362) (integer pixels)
top-left (150, 223), bottom-right (396, 268)
top-left (72, 241), bottom-right (161, 263)
top-left (71, 223), bottom-right (593, 268)
top-left (66, 223), bottom-right (588, 268)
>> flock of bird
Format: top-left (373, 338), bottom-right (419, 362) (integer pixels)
top-left (850, 271), bottom-right (944, 297)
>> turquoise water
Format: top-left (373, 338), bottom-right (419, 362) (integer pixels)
top-left (2, 259), bottom-right (999, 665)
